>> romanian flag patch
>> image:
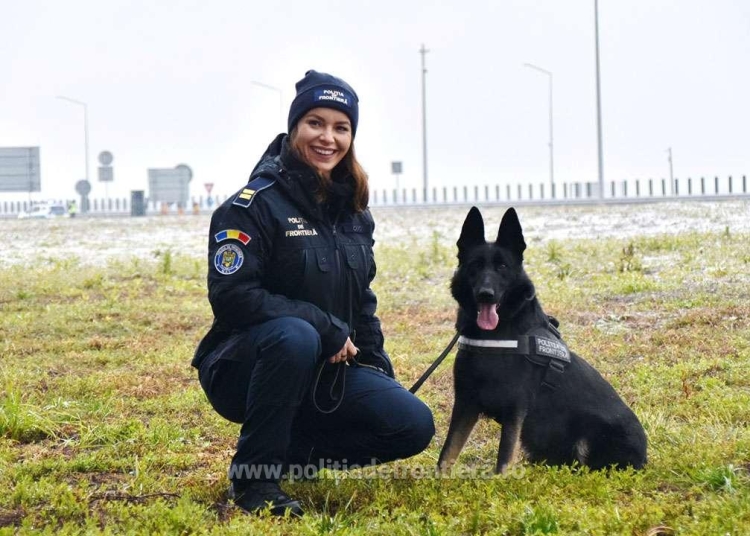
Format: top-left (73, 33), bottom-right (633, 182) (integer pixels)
top-left (214, 229), bottom-right (251, 245)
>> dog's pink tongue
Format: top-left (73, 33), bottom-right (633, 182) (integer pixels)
top-left (477, 304), bottom-right (499, 331)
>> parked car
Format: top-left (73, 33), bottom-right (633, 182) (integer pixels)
top-left (17, 203), bottom-right (68, 219)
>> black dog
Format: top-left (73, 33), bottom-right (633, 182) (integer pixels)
top-left (438, 207), bottom-right (647, 474)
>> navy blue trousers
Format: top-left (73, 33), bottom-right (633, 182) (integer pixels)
top-left (198, 317), bottom-right (435, 485)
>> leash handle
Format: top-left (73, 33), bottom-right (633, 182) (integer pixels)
top-left (409, 332), bottom-right (460, 394)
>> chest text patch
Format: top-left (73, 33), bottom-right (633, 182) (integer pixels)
top-left (285, 216), bottom-right (318, 237)
top-left (535, 337), bottom-right (571, 362)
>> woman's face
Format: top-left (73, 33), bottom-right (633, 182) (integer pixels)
top-left (292, 107), bottom-right (352, 179)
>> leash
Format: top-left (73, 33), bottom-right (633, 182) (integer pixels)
top-left (312, 360), bottom-right (346, 414)
top-left (409, 332), bottom-right (460, 394)
top-left (315, 330), bottom-right (461, 406)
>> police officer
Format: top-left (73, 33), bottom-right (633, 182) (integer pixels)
top-left (192, 70), bottom-right (435, 516)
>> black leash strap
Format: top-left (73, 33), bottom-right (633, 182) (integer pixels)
top-left (312, 360), bottom-right (346, 414)
top-left (409, 332), bottom-right (460, 394)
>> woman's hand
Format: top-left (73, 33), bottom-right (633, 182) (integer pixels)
top-left (328, 337), bottom-right (359, 364)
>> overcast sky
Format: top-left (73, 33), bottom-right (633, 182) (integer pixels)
top-left (1, 0), bottom-right (749, 201)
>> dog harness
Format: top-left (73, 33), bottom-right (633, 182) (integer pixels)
top-left (457, 320), bottom-right (571, 391)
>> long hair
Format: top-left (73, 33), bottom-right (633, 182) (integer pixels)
top-left (289, 128), bottom-right (369, 212)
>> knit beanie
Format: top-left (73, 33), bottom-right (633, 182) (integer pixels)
top-left (287, 70), bottom-right (359, 137)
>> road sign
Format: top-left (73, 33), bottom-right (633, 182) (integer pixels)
top-left (75, 179), bottom-right (91, 196)
top-left (175, 164), bottom-right (193, 182)
top-left (204, 182), bottom-right (214, 195)
top-left (148, 167), bottom-right (191, 205)
top-left (98, 166), bottom-right (114, 182)
top-left (0, 147), bottom-right (41, 192)
top-left (98, 151), bottom-right (113, 166)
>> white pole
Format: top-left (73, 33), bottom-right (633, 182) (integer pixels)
top-left (668, 147), bottom-right (674, 194)
top-left (523, 63), bottom-right (554, 195)
top-left (251, 81), bottom-right (284, 133)
top-left (594, 0), bottom-right (605, 199)
top-left (56, 95), bottom-right (89, 185)
top-left (420, 44), bottom-right (429, 202)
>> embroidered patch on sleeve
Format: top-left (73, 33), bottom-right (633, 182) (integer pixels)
top-left (214, 244), bottom-right (244, 275)
top-left (214, 229), bottom-right (251, 245)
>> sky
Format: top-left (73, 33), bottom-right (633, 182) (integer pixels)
top-left (1, 0), bottom-right (749, 202)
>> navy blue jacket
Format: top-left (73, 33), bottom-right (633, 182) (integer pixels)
top-left (192, 134), bottom-right (393, 377)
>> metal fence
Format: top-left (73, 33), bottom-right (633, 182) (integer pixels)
top-left (371, 175), bottom-right (749, 206)
top-left (0, 196), bottom-right (230, 218)
top-left (1, 175), bottom-right (747, 217)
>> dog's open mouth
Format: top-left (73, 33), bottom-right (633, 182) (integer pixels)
top-left (477, 303), bottom-right (499, 331)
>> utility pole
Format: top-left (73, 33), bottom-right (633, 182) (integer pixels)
top-left (251, 81), bottom-right (284, 132)
top-left (523, 63), bottom-right (554, 196)
top-left (420, 43), bottom-right (429, 202)
top-left (56, 95), bottom-right (89, 188)
top-left (668, 147), bottom-right (674, 194)
top-left (594, 0), bottom-right (605, 199)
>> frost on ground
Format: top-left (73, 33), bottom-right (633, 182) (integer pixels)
top-left (370, 201), bottom-right (750, 247)
top-left (1, 200), bottom-right (748, 267)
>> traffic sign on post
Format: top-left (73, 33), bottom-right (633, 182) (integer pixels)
top-left (98, 167), bottom-right (114, 182)
top-left (98, 151), bottom-right (113, 166)
top-left (75, 179), bottom-right (91, 196)
top-left (75, 179), bottom-right (91, 213)
top-left (0, 147), bottom-right (41, 192)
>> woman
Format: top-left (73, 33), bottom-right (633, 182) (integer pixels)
top-left (192, 70), bottom-right (435, 516)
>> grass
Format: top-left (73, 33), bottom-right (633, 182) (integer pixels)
top-left (1, 216), bottom-right (749, 534)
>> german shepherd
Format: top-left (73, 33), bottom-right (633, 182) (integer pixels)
top-left (438, 207), bottom-right (647, 474)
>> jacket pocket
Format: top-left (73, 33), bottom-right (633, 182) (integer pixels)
top-left (343, 244), bottom-right (362, 269)
top-left (316, 248), bottom-right (331, 273)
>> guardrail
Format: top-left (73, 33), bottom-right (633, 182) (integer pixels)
top-left (371, 175), bottom-right (748, 206)
top-left (1, 175), bottom-right (747, 217)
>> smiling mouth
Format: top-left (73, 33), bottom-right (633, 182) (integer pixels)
top-left (312, 147), bottom-right (335, 157)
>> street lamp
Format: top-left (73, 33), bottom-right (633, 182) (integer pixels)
top-left (594, 0), bottom-right (605, 198)
top-left (420, 43), bottom-right (429, 202)
top-left (56, 95), bottom-right (89, 185)
top-left (250, 81), bottom-right (284, 132)
top-left (523, 63), bottom-right (554, 196)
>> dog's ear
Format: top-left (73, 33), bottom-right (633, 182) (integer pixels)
top-left (496, 207), bottom-right (526, 257)
top-left (457, 206), bottom-right (486, 255)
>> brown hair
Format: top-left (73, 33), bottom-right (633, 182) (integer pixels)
top-left (290, 128), bottom-right (369, 212)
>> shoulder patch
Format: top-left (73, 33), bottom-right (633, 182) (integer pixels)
top-left (232, 175), bottom-right (277, 208)
top-left (214, 244), bottom-right (244, 275)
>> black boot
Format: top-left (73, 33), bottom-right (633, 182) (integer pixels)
top-left (229, 481), bottom-right (304, 517)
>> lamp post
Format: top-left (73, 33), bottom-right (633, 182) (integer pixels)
top-left (667, 147), bottom-right (674, 195)
top-left (523, 63), bottom-right (554, 196)
top-left (420, 43), bottom-right (429, 202)
top-left (56, 95), bottom-right (89, 187)
top-left (251, 81), bottom-right (284, 133)
top-left (594, 0), bottom-right (605, 198)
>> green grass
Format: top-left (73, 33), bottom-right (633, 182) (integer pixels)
top-left (1, 225), bottom-right (749, 535)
